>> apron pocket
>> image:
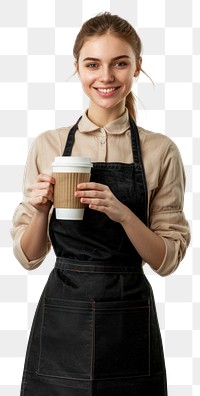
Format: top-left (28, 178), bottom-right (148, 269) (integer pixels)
top-left (94, 298), bottom-right (150, 379)
top-left (37, 297), bottom-right (93, 380)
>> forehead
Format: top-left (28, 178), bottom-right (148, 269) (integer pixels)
top-left (79, 34), bottom-right (135, 60)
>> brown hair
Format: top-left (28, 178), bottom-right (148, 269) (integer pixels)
top-left (73, 12), bottom-right (143, 120)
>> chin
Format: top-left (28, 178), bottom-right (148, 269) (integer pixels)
top-left (96, 99), bottom-right (122, 110)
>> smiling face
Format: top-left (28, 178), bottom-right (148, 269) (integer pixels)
top-left (76, 34), bottom-right (139, 123)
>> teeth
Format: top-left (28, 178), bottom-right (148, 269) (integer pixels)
top-left (97, 88), bottom-right (116, 93)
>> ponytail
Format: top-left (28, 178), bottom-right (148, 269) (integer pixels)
top-left (125, 92), bottom-right (136, 121)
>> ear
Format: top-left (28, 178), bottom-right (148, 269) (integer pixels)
top-left (74, 61), bottom-right (79, 76)
top-left (134, 56), bottom-right (142, 77)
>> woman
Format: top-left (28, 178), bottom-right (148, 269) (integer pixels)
top-left (11, 12), bottom-right (190, 396)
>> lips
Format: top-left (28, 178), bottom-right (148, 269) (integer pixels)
top-left (96, 87), bottom-right (117, 93)
top-left (93, 86), bottom-right (120, 97)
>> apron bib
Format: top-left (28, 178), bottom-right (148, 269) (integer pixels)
top-left (20, 117), bottom-right (168, 396)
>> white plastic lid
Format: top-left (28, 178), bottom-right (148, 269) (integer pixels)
top-left (52, 156), bottom-right (93, 167)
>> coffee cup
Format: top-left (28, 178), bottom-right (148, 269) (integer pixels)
top-left (52, 156), bottom-right (93, 220)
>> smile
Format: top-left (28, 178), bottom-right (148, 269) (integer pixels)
top-left (96, 87), bottom-right (117, 93)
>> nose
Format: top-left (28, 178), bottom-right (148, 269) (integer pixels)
top-left (99, 66), bottom-right (114, 83)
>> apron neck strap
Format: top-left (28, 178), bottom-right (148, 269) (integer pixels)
top-left (62, 116), bottom-right (82, 156)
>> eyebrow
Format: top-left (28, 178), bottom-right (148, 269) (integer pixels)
top-left (82, 55), bottom-right (131, 62)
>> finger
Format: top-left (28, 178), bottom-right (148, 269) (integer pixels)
top-left (30, 195), bottom-right (49, 206)
top-left (37, 174), bottom-right (55, 184)
top-left (75, 189), bottom-right (105, 199)
top-left (77, 182), bottom-right (108, 191)
top-left (31, 181), bottom-right (54, 194)
top-left (80, 197), bottom-right (108, 206)
top-left (31, 188), bottom-right (53, 201)
top-left (89, 203), bottom-right (107, 212)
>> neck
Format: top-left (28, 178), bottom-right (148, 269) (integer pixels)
top-left (87, 102), bottom-right (126, 127)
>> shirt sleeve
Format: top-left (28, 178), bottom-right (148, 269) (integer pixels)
top-left (10, 137), bottom-right (52, 270)
top-left (148, 139), bottom-right (191, 276)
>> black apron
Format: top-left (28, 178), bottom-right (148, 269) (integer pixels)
top-left (20, 117), bottom-right (168, 396)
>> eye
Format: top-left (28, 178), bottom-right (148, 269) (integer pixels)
top-left (113, 61), bottom-right (127, 68)
top-left (86, 63), bottom-right (98, 69)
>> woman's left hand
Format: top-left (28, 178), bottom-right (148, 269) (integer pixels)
top-left (75, 182), bottom-right (130, 223)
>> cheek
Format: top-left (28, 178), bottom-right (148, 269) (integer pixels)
top-left (120, 75), bottom-right (133, 91)
top-left (118, 69), bottom-right (133, 85)
top-left (126, 73), bottom-right (134, 88)
top-left (78, 70), bottom-right (96, 87)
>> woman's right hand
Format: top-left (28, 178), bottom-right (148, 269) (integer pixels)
top-left (29, 174), bottom-right (55, 214)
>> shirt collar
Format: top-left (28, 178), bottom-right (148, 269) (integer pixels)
top-left (78, 108), bottom-right (130, 135)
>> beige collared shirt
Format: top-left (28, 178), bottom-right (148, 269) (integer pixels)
top-left (10, 109), bottom-right (190, 276)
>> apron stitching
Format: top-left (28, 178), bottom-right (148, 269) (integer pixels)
top-left (37, 292), bottom-right (46, 374)
top-left (148, 297), bottom-right (151, 376)
top-left (34, 371), bottom-right (160, 380)
top-left (91, 301), bottom-right (95, 381)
